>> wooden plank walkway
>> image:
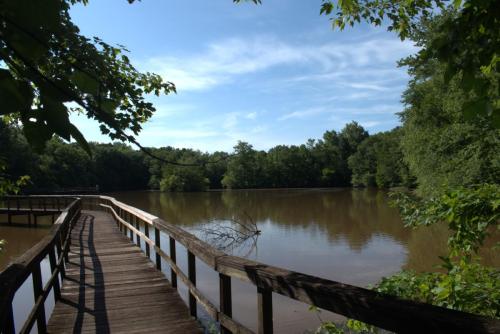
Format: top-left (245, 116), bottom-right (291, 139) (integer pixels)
top-left (47, 210), bottom-right (203, 333)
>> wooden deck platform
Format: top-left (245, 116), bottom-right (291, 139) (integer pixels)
top-left (46, 210), bottom-right (203, 333)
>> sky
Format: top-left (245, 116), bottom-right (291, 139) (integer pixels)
top-left (69, 0), bottom-right (417, 152)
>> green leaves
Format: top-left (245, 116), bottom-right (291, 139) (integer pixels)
top-left (70, 70), bottom-right (100, 96)
top-left (68, 124), bottom-right (91, 155)
top-left (0, 69), bottom-right (33, 115)
top-left (391, 184), bottom-right (500, 257)
top-left (1, 0), bottom-right (176, 155)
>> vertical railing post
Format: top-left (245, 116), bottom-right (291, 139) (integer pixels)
top-left (32, 264), bottom-right (47, 333)
top-left (219, 273), bottom-right (233, 334)
top-left (154, 227), bottom-right (161, 270)
top-left (2, 304), bottom-right (15, 334)
top-left (169, 237), bottom-right (177, 288)
top-left (257, 287), bottom-right (273, 334)
top-left (56, 232), bottom-right (66, 278)
top-left (49, 246), bottom-right (61, 301)
top-left (144, 222), bottom-right (150, 258)
top-left (135, 216), bottom-right (141, 247)
top-left (128, 213), bottom-right (133, 241)
top-left (187, 250), bottom-right (197, 318)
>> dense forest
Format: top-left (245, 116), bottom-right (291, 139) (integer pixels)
top-left (0, 119), bottom-right (414, 192)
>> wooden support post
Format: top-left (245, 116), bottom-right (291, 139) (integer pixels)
top-left (32, 264), bottom-right (47, 334)
top-left (128, 214), bottom-right (133, 241)
top-left (144, 222), bottom-right (150, 258)
top-left (154, 227), bottom-right (161, 270)
top-left (257, 287), bottom-right (273, 334)
top-left (2, 304), bottom-right (15, 334)
top-left (49, 247), bottom-right (61, 301)
top-left (135, 216), bottom-right (141, 247)
top-left (56, 233), bottom-right (66, 278)
top-left (219, 273), bottom-right (233, 334)
top-left (188, 250), bottom-right (197, 318)
top-left (169, 237), bottom-right (177, 288)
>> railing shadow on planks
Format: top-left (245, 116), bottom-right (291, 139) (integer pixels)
top-left (0, 195), bottom-right (499, 334)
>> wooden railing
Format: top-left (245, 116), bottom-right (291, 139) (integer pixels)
top-left (87, 195), bottom-right (499, 334)
top-left (0, 196), bottom-right (81, 334)
top-left (0, 195), bottom-right (499, 334)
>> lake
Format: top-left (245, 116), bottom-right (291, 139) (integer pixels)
top-left (1, 189), bottom-right (498, 333)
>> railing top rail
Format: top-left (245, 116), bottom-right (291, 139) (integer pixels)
top-left (89, 195), bottom-right (499, 334)
top-left (0, 197), bottom-right (81, 325)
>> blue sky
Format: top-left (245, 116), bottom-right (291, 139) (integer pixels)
top-left (70, 0), bottom-right (417, 152)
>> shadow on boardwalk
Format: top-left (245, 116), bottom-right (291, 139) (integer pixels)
top-left (47, 211), bottom-right (202, 333)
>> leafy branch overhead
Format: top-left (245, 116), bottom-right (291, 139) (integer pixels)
top-left (0, 0), bottom-right (175, 154)
top-left (319, 0), bottom-right (499, 127)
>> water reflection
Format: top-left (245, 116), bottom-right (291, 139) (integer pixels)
top-left (2, 189), bottom-right (498, 334)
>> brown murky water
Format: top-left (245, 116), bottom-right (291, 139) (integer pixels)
top-left (1, 189), bottom-right (498, 333)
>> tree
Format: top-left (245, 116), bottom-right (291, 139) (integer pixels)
top-left (222, 141), bottom-right (265, 189)
top-left (320, 0), bottom-right (499, 126)
top-left (0, 0), bottom-right (175, 154)
top-left (398, 12), bottom-right (500, 196)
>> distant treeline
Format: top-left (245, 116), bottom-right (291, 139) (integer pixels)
top-left (2, 32), bottom-right (498, 195)
top-left (0, 120), bottom-right (414, 192)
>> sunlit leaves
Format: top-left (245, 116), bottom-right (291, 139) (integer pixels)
top-left (319, 0), bottom-right (499, 127)
top-left (0, 0), bottom-right (176, 153)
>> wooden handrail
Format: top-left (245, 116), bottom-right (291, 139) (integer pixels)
top-left (0, 196), bottom-right (81, 334)
top-left (1, 195), bottom-right (499, 334)
top-left (89, 195), bottom-right (499, 334)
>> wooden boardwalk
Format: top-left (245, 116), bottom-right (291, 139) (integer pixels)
top-left (46, 210), bottom-right (203, 333)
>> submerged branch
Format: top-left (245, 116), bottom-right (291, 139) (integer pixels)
top-left (197, 211), bottom-right (261, 257)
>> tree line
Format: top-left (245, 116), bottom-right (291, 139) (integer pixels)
top-left (0, 119), bottom-right (415, 193)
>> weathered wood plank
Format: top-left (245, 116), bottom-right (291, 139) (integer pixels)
top-left (46, 211), bottom-right (203, 334)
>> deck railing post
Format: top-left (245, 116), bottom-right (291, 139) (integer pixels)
top-left (257, 287), bottom-right (273, 334)
top-left (219, 273), bottom-right (233, 334)
top-left (32, 263), bottom-right (47, 334)
top-left (154, 227), bottom-right (161, 270)
top-left (2, 304), bottom-right (15, 334)
top-left (187, 250), bottom-right (197, 318)
top-left (49, 246), bottom-right (61, 301)
top-left (56, 232), bottom-right (66, 278)
top-left (135, 216), bottom-right (141, 247)
top-left (144, 222), bottom-right (150, 258)
top-left (129, 213), bottom-right (134, 241)
top-left (169, 236), bottom-right (177, 288)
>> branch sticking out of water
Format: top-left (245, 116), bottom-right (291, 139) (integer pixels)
top-left (197, 211), bottom-right (260, 257)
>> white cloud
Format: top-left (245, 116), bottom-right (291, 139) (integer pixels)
top-left (245, 111), bottom-right (258, 120)
top-left (278, 107), bottom-right (328, 121)
top-left (143, 35), bottom-right (416, 92)
top-left (140, 128), bottom-right (219, 139)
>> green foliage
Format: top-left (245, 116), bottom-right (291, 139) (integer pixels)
top-left (392, 184), bottom-right (500, 257)
top-left (0, 0), bottom-right (175, 153)
top-left (160, 167), bottom-right (209, 192)
top-left (348, 128), bottom-right (413, 188)
top-left (399, 13), bottom-right (500, 196)
top-left (374, 262), bottom-right (500, 319)
top-left (320, 1), bottom-right (499, 126)
top-left (222, 141), bottom-right (266, 189)
top-left (0, 160), bottom-right (30, 195)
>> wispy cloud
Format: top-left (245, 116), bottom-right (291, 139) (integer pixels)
top-left (279, 104), bottom-right (401, 121)
top-left (143, 35), bottom-right (416, 92)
